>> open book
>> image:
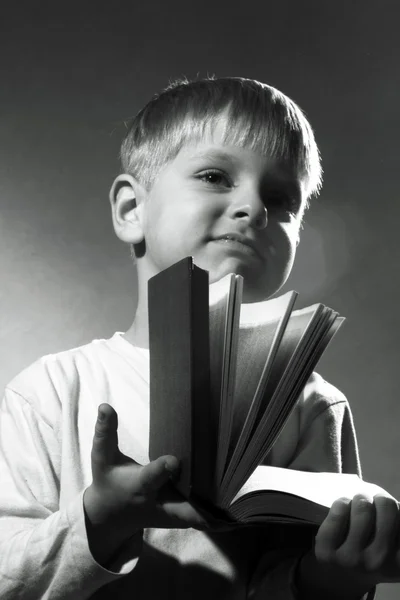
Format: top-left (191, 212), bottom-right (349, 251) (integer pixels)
top-left (148, 257), bottom-right (392, 526)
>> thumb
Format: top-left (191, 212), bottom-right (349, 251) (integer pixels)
top-left (138, 455), bottom-right (181, 494)
top-left (91, 403), bottom-right (119, 469)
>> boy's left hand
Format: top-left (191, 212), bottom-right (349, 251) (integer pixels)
top-left (315, 492), bottom-right (400, 586)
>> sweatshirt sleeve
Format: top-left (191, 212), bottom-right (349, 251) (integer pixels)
top-left (0, 388), bottom-right (141, 600)
top-left (247, 380), bottom-right (376, 600)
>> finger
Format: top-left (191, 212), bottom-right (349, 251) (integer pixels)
top-left (138, 455), bottom-right (181, 495)
top-left (364, 494), bottom-right (399, 571)
top-left (348, 494), bottom-right (376, 549)
top-left (336, 494), bottom-right (375, 568)
top-left (91, 404), bottom-right (119, 468)
top-left (315, 497), bottom-right (351, 563)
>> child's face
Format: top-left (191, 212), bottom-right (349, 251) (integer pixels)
top-left (116, 122), bottom-right (306, 303)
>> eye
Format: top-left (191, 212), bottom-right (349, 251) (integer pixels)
top-left (266, 192), bottom-right (300, 216)
top-left (197, 169), bottom-right (232, 188)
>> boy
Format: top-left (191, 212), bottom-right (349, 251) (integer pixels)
top-left (0, 76), bottom-right (398, 600)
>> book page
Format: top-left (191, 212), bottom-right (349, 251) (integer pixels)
top-left (229, 465), bottom-right (394, 508)
top-left (223, 308), bottom-right (346, 503)
top-left (222, 303), bottom-right (319, 493)
top-left (209, 273), bottom-right (237, 441)
top-left (251, 313), bottom-right (345, 473)
top-left (219, 291), bottom-right (297, 500)
top-left (239, 291), bottom-right (298, 325)
top-left (232, 290), bottom-right (298, 443)
top-left (210, 274), bottom-right (243, 486)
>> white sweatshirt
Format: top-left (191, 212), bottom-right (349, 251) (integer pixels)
top-left (0, 332), bottom-right (375, 599)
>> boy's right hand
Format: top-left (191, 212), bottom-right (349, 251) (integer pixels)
top-left (84, 403), bottom-right (210, 544)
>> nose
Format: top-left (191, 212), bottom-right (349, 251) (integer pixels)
top-left (232, 203), bottom-right (268, 230)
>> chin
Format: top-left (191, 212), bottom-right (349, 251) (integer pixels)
top-left (242, 286), bottom-right (273, 303)
top-left (206, 258), bottom-right (256, 282)
top-left (242, 271), bottom-right (287, 303)
top-left (196, 255), bottom-right (283, 302)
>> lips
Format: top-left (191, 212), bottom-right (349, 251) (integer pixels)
top-left (213, 234), bottom-right (262, 259)
top-left (215, 232), bottom-right (259, 255)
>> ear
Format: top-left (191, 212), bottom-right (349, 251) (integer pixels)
top-left (109, 174), bottom-right (146, 244)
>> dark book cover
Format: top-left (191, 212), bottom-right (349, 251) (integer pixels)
top-left (148, 257), bottom-right (216, 501)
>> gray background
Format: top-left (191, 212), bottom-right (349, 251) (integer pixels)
top-left (1, 1), bottom-right (399, 597)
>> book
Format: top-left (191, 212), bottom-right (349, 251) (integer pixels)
top-left (148, 256), bottom-right (393, 526)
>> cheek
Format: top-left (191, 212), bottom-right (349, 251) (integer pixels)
top-left (270, 222), bottom-right (298, 264)
top-left (152, 202), bottom-right (211, 244)
top-left (144, 204), bottom-right (207, 262)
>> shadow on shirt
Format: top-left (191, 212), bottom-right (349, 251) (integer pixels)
top-left (91, 523), bottom-right (317, 600)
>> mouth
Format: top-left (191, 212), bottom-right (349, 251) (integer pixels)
top-left (213, 235), bottom-right (262, 260)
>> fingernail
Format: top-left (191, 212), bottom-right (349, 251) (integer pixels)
top-left (98, 409), bottom-right (105, 421)
top-left (331, 500), bottom-right (349, 515)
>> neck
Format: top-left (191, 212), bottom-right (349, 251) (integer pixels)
top-left (123, 279), bottom-right (150, 350)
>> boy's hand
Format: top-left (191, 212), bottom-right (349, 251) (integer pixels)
top-left (313, 492), bottom-right (400, 588)
top-left (84, 403), bottom-right (210, 541)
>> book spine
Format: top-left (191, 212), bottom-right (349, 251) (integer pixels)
top-left (148, 257), bottom-right (215, 501)
top-left (148, 257), bottom-right (195, 497)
